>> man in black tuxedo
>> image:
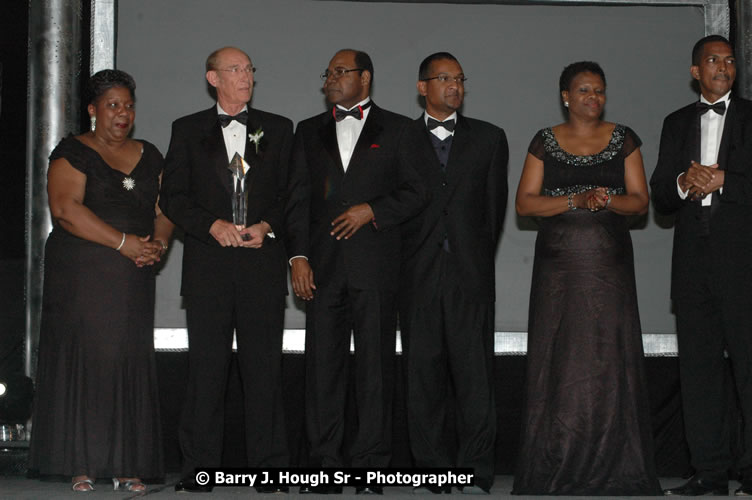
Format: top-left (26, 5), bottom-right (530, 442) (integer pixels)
top-left (651, 35), bottom-right (752, 496)
top-left (160, 46), bottom-right (290, 493)
top-left (286, 49), bottom-right (425, 493)
top-left (399, 52), bottom-right (508, 494)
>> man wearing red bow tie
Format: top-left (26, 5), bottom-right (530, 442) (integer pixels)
top-left (286, 49), bottom-right (426, 493)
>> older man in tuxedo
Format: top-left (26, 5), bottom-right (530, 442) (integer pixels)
top-left (160, 46), bottom-right (290, 493)
top-left (651, 35), bottom-right (752, 496)
top-left (286, 49), bottom-right (426, 494)
top-left (398, 52), bottom-right (508, 494)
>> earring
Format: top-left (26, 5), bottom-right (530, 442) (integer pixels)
top-left (90, 116), bottom-right (96, 132)
top-left (564, 102), bottom-right (569, 107)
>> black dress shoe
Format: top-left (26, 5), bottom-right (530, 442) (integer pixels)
top-left (735, 479), bottom-right (752, 496)
top-left (174, 478), bottom-right (213, 493)
top-left (255, 485), bottom-right (290, 494)
top-left (355, 486), bottom-right (383, 494)
top-left (413, 484), bottom-right (452, 494)
top-left (299, 485), bottom-right (343, 494)
top-left (664, 476), bottom-right (728, 496)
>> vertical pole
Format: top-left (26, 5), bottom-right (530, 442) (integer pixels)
top-left (90, 0), bottom-right (116, 73)
top-left (735, 0), bottom-right (752, 99)
top-left (25, 0), bottom-right (83, 378)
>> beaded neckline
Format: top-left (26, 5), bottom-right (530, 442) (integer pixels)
top-left (542, 125), bottom-right (626, 167)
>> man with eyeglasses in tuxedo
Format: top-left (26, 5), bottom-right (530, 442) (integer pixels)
top-left (286, 48), bottom-right (426, 494)
top-left (160, 46), bottom-right (291, 493)
top-left (398, 52), bottom-right (508, 494)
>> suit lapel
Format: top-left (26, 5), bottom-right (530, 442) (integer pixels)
top-left (716, 97), bottom-right (736, 171)
top-left (444, 115), bottom-right (472, 192)
top-left (243, 110), bottom-right (263, 193)
top-left (347, 105), bottom-right (383, 173)
top-left (414, 118), bottom-right (443, 175)
top-left (690, 107), bottom-right (701, 169)
top-left (201, 109), bottom-right (233, 194)
top-left (319, 113), bottom-right (344, 173)
top-left (710, 97), bottom-right (738, 215)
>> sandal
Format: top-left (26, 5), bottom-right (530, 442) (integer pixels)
top-left (112, 477), bottom-right (146, 492)
top-left (71, 478), bottom-right (95, 492)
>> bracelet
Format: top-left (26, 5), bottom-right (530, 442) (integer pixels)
top-left (604, 194), bottom-right (612, 209)
top-left (115, 232), bottom-right (126, 251)
top-left (155, 239), bottom-right (168, 251)
top-left (567, 193), bottom-right (577, 211)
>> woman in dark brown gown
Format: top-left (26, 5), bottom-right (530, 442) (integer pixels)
top-left (29, 70), bottom-right (173, 493)
top-left (512, 62), bottom-right (660, 495)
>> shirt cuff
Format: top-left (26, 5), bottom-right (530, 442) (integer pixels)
top-left (259, 220), bottom-right (275, 239)
top-left (676, 172), bottom-right (689, 199)
top-left (289, 255), bottom-right (308, 266)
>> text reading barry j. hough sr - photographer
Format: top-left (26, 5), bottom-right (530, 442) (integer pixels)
top-left (193, 468), bottom-right (475, 488)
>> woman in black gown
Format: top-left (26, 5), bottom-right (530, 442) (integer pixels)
top-left (512, 62), bottom-right (660, 495)
top-left (29, 70), bottom-right (173, 492)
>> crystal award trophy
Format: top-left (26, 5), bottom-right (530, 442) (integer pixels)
top-left (228, 152), bottom-right (250, 239)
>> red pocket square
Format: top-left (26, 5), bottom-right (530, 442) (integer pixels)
top-left (370, 144), bottom-right (380, 149)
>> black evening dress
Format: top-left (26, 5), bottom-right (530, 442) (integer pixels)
top-left (29, 136), bottom-right (164, 479)
top-left (512, 125), bottom-right (661, 495)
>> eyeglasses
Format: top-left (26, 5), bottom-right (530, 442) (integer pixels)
top-left (216, 66), bottom-right (256, 75)
top-left (421, 74), bottom-right (467, 84)
top-left (321, 67), bottom-right (364, 80)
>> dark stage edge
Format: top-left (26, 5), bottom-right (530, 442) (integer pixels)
top-left (0, 475), bottom-right (716, 499)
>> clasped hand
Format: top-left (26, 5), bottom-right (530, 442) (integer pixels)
top-left (572, 188), bottom-right (609, 212)
top-left (119, 235), bottom-right (164, 268)
top-left (209, 219), bottom-right (268, 248)
top-left (682, 161), bottom-right (723, 200)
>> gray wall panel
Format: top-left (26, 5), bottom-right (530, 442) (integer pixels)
top-left (117, 0), bottom-right (703, 333)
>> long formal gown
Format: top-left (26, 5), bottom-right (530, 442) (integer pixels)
top-left (512, 125), bottom-right (661, 495)
top-left (29, 136), bottom-right (164, 479)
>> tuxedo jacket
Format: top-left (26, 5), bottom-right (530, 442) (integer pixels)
top-left (650, 96), bottom-right (752, 300)
top-left (160, 106), bottom-right (293, 297)
top-left (399, 115), bottom-right (509, 305)
top-left (285, 103), bottom-right (427, 292)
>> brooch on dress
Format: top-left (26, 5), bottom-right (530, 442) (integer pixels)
top-left (122, 177), bottom-right (135, 191)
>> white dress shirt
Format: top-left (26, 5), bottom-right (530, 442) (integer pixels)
top-left (336, 97), bottom-right (371, 171)
top-left (677, 91), bottom-right (730, 205)
top-left (218, 103), bottom-right (248, 190)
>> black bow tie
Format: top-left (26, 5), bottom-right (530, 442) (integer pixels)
top-left (218, 110), bottom-right (248, 128)
top-left (696, 101), bottom-right (726, 116)
top-left (427, 117), bottom-right (456, 132)
top-left (333, 101), bottom-right (371, 122)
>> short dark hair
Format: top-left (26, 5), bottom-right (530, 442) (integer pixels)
top-left (343, 49), bottom-right (374, 82)
top-left (692, 35), bottom-right (733, 66)
top-left (86, 69), bottom-right (136, 105)
top-left (559, 61), bottom-right (606, 92)
top-left (418, 52), bottom-right (459, 81)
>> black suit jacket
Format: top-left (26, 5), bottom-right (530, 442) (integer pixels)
top-left (650, 96), bottom-right (752, 300)
top-left (285, 104), bottom-right (427, 291)
top-left (400, 115), bottom-right (509, 304)
top-left (160, 106), bottom-right (292, 297)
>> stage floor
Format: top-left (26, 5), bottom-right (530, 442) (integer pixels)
top-left (0, 475), bottom-right (716, 499)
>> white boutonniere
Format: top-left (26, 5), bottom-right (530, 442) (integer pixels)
top-left (249, 127), bottom-right (264, 154)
